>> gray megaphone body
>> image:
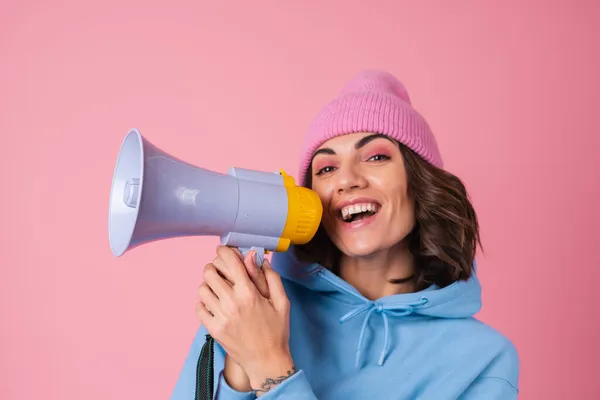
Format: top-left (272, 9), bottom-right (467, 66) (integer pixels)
top-left (108, 129), bottom-right (323, 265)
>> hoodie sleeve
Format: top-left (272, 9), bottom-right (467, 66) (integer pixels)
top-left (252, 370), bottom-right (318, 400)
top-left (171, 324), bottom-right (255, 400)
top-left (458, 377), bottom-right (518, 399)
top-left (459, 340), bottom-right (520, 400)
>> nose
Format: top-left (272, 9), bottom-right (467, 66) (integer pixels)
top-left (336, 164), bottom-right (367, 193)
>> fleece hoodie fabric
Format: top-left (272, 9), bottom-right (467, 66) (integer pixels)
top-left (171, 249), bottom-right (519, 399)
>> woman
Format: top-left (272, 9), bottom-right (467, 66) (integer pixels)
top-left (172, 70), bottom-right (520, 399)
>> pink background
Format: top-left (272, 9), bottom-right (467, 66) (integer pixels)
top-left (1, 1), bottom-right (599, 398)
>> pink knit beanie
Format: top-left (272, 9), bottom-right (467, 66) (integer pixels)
top-left (299, 69), bottom-right (443, 183)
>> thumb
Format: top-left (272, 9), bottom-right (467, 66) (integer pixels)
top-left (262, 258), bottom-right (289, 311)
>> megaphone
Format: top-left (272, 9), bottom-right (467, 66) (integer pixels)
top-left (108, 128), bottom-right (323, 264)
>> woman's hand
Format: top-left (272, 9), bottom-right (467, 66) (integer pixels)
top-left (197, 246), bottom-right (295, 395)
top-left (219, 249), bottom-right (268, 392)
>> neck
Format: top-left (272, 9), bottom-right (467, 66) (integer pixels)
top-left (338, 241), bottom-right (416, 300)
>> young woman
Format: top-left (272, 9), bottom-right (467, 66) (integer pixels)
top-left (172, 70), bottom-right (520, 399)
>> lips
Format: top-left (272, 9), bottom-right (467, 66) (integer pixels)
top-left (334, 198), bottom-right (381, 223)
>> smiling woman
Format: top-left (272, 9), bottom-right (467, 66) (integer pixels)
top-left (297, 131), bottom-right (479, 294)
top-left (172, 70), bottom-right (520, 400)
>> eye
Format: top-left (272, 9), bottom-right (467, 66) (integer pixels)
top-left (315, 166), bottom-right (336, 176)
top-left (368, 154), bottom-right (391, 162)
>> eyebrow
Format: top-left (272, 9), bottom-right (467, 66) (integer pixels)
top-left (311, 133), bottom-right (396, 161)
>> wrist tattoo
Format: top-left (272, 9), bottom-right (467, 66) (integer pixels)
top-left (252, 366), bottom-right (297, 395)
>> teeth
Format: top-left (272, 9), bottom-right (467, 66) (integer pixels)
top-left (340, 203), bottom-right (379, 221)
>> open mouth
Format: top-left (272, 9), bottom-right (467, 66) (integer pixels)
top-left (338, 202), bottom-right (381, 223)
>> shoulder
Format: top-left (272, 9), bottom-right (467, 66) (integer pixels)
top-left (459, 318), bottom-right (520, 387)
top-left (279, 275), bottom-right (323, 303)
top-left (460, 318), bottom-right (517, 348)
top-left (423, 317), bottom-right (520, 393)
top-left (449, 317), bottom-right (519, 359)
top-left (408, 315), bottom-right (520, 387)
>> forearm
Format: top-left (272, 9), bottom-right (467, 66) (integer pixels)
top-left (224, 356), bottom-right (252, 392)
top-left (250, 369), bottom-right (318, 400)
top-left (246, 353), bottom-right (318, 399)
top-left (248, 356), bottom-right (297, 397)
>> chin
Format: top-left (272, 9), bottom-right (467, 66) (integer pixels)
top-left (336, 239), bottom-right (382, 258)
top-left (331, 227), bottom-right (413, 260)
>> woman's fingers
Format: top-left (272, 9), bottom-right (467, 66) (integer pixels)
top-left (243, 250), bottom-right (270, 299)
top-left (204, 263), bottom-right (234, 298)
top-left (212, 257), bottom-right (235, 287)
top-left (215, 246), bottom-right (254, 290)
top-left (197, 281), bottom-right (223, 320)
top-left (213, 246), bottom-right (270, 298)
top-left (262, 258), bottom-right (289, 311)
top-left (195, 301), bottom-right (215, 327)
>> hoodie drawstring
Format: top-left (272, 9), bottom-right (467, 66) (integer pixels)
top-left (339, 298), bottom-right (429, 367)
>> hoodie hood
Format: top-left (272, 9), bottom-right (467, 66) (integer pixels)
top-left (270, 248), bottom-right (482, 367)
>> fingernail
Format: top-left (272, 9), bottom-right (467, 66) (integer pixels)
top-left (247, 250), bottom-right (256, 264)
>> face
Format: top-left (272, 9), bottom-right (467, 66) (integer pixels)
top-left (309, 132), bottom-right (416, 258)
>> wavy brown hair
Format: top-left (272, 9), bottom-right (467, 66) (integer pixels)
top-left (293, 141), bottom-right (482, 291)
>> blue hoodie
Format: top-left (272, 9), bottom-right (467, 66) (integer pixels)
top-left (172, 249), bottom-right (519, 399)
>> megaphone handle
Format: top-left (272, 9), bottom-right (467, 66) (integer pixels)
top-left (238, 246), bottom-right (265, 268)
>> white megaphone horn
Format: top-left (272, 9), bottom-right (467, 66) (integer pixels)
top-left (108, 128), bottom-right (323, 264)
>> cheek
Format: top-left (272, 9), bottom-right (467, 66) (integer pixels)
top-left (311, 181), bottom-right (335, 217)
top-left (397, 196), bottom-right (416, 234)
top-left (387, 183), bottom-right (413, 219)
